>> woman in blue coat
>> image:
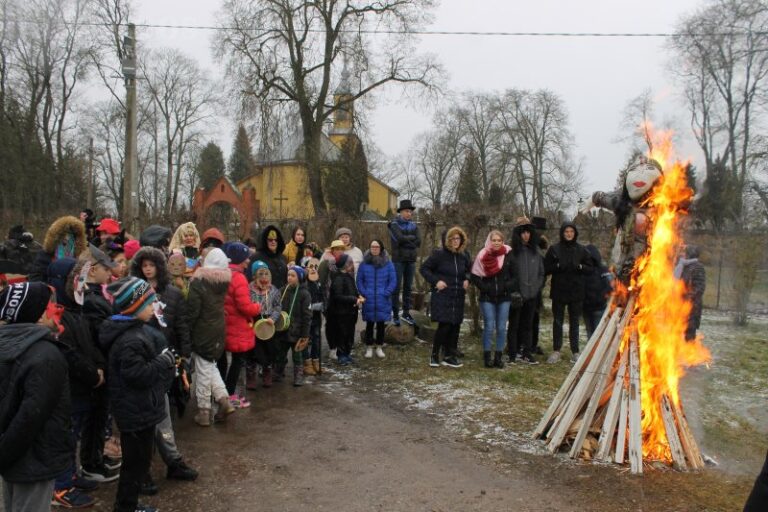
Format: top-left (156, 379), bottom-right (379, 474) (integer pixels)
top-left (356, 239), bottom-right (397, 359)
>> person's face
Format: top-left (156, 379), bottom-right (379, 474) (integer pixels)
top-left (256, 268), bottom-right (271, 287)
top-left (294, 230), bottom-right (305, 244)
top-left (339, 234), bottom-right (351, 246)
top-left (79, 211), bottom-right (88, 222)
top-left (141, 260), bottom-right (158, 281)
top-left (370, 242), bottom-right (381, 255)
top-left (267, 238), bottom-right (278, 253)
top-left (564, 227), bottom-right (576, 241)
top-left (136, 300), bottom-right (156, 322)
top-left (287, 270), bottom-right (298, 286)
top-left (89, 262), bottom-right (113, 284)
top-left (448, 234), bottom-right (462, 250)
top-left (183, 233), bottom-right (197, 247)
top-left (490, 235), bottom-right (503, 251)
top-left (400, 209), bottom-right (413, 220)
top-left (111, 254), bottom-right (127, 278)
top-left (521, 230), bottom-right (531, 244)
top-left (99, 232), bottom-right (110, 242)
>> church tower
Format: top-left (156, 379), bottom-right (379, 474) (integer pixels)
top-left (329, 59), bottom-right (354, 149)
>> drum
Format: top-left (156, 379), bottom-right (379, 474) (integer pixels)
top-left (275, 311), bottom-right (291, 332)
top-left (253, 318), bottom-right (275, 340)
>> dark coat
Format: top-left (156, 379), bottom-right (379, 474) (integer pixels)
top-left (681, 259), bottom-right (706, 323)
top-left (186, 266), bottom-right (231, 361)
top-left (327, 270), bottom-right (359, 317)
top-left (84, 283), bottom-right (114, 356)
top-left (544, 222), bottom-right (593, 304)
top-left (356, 250), bottom-right (397, 322)
top-left (0, 238), bottom-right (42, 275)
top-left (388, 216), bottom-right (421, 262)
top-left (281, 283), bottom-right (312, 340)
top-left (511, 224), bottom-right (546, 301)
top-left (251, 224), bottom-right (288, 288)
top-left (470, 253), bottom-right (518, 304)
top-left (420, 227), bottom-right (471, 325)
top-left (0, 324), bottom-right (73, 483)
top-left (583, 244), bottom-right (612, 312)
top-left (100, 318), bottom-right (174, 433)
top-left (60, 307), bottom-right (106, 401)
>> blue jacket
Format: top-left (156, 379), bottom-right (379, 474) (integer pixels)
top-left (388, 216), bottom-right (420, 262)
top-left (357, 250), bottom-right (397, 322)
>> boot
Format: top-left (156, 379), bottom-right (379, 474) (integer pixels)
top-left (194, 408), bottom-right (211, 427)
top-left (293, 365), bottom-right (304, 387)
top-left (262, 367), bottom-right (273, 388)
top-left (246, 365), bottom-right (258, 390)
top-left (273, 364), bottom-right (285, 383)
top-left (213, 396), bottom-right (235, 422)
top-left (303, 359), bottom-right (316, 376)
top-left (483, 351), bottom-right (493, 368)
top-left (312, 359), bottom-right (321, 375)
top-left (494, 351), bottom-right (505, 369)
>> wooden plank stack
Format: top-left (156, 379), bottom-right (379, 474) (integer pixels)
top-left (533, 293), bottom-right (704, 474)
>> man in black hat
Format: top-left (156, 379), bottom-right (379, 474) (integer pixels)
top-left (387, 199), bottom-right (420, 326)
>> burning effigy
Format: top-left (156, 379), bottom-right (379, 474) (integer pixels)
top-left (534, 128), bottom-right (711, 474)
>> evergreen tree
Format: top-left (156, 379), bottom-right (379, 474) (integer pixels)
top-left (325, 137), bottom-right (369, 216)
top-left (457, 149), bottom-right (482, 205)
top-left (196, 142), bottom-right (226, 190)
top-left (695, 159), bottom-right (738, 231)
top-left (228, 124), bottom-right (256, 183)
top-left (488, 182), bottom-right (503, 207)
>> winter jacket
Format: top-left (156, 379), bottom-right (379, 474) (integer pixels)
top-left (84, 283), bottom-right (114, 356)
top-left (251, 224), bottom-right (288, 288)
top-left (0, 238), bottom-right (43, 275)
top-left (224, 265), bottom-right (261, 353)
top-left (283, 240), bottom-right (309, 265)
top-left (544, 222), bottom-right (593, 304)
top-left (0, 324), bottom-right (73, 483)
top-left (28, 216), bottom-right (87, 282)
top-left (305, 280), bottom-right (325, 323)
top-left (420, 227), bottom-right (471, 325)
top-left (470, 255), bottom-right (517, 304)
top-left (100, 317), bottom-right (175, 433)
top-left (511, 225), bottom-right (545, 301)
top-left (681, 259), bottom-right (706, 321)
top-left (186, 266), bottom-right (231, 361)
top-left (328, 270), bottom-right (359, 317)
top-left (388, 216), bottom-right (421, 262)
top-left (250, 283), bottom-right (282, 324)
top-left (356, 250), bottom-right (397, 322)
top-left (280, 283), bottom-right (312, 340)
top-left (60, 307), bottom-right (106, 401)
top-left (583, 244), bottom-right (612, 313)
top-left (344, 245), bottom-right (365, 276)
top-left (318, 250), bottom-right (339, 299)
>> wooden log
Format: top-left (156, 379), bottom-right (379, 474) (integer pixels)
top-left (672, 400), bottom-right (705, 469)
top-left (533, 297), bottom-right (615, 439)
top-left (614, 387), bottom-right (629, 464)
top-left (597, 351), bottom-right (628, 461)
top-left (545, 308), bottom-right (622, 452)
top-left (628, 330), bottom-right (643, 475)
top-left (661, 394), bottom-right (687, 470)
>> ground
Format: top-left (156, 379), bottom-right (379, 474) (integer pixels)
top-left (80, 311), bottom-right (766, 510)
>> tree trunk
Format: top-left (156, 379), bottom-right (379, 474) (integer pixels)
top-left (303, 126), bottom-right (326, 217)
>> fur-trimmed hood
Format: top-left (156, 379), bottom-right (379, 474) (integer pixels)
top-left (441, 226), bottom-right (468, 253)
top-left (130, 247), bottom-right (170, 293)
top-left (43, 216), bottom-right (87, 256)
top-left (169, 222), bottom-right (200, 253)
top-left (258, 224), bottom-right (286, 255)
top-left (190, 266), bottom-right (231, 284)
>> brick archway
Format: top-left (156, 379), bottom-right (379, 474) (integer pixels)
top-left (192, 177), bottom-right (259, 239)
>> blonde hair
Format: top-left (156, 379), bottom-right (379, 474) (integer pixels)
top-left (488, 230), bottom-right (504, 242)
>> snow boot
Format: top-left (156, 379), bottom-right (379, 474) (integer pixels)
top-left (194, 408), bottom-right (211, 427)
top-left (494, 351), bottom-right (505, 369)
top-left (303, 359), bottom-right (316, 376)
top-left (262, 366), bottom-right (273, 388)
top-left (483, 351), bottom-right (493, 368)
top-left (213, 396), bottom-right (236, 422)
top-left (293, 365), bottom-right (304, 387)
top-left (246, 365), bottom-right (258, 390)
top-left (312, 359), bottom-right (321, 375)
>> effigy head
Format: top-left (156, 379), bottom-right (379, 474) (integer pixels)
top-left (626, 156), bottom-right (662, 200)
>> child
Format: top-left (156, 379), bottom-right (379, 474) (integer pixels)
top-left (327, 254), bottom-right (362, 365)
top-left (249, 260), bottom-right (282, 387)
top-left (301, 257), bottom-right (324, 375)
top-left (0, 282), bottom-right (73, 512)
top-left (275, 267), bottom-right (311, 386)
top-left (99, 276), bottom-right (176, 512)
top-left (185, 248), bottom-right (235, 426)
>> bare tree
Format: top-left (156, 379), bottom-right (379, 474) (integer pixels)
top-left (215, 0), bottom-right (442, 217)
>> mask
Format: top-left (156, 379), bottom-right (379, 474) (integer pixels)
top-left (167, 254), bottom-right (186, 277)
top-left (626, 159), bottom-right (662, 201)
top-left (256, 268), bottom-right (271, 288)
top-left (305, 258), bottom-right (320, 282)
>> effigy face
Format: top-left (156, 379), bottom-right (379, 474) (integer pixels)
top-left (626, 161), bottom-right (662, 200)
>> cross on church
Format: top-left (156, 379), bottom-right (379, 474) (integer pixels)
top-left (274, 188), bottom-right (288, 218)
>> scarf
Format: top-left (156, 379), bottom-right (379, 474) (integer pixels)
top-left (471, 245), bottom-right (509, 278)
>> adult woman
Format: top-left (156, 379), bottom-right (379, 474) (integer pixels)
top-left (470, 230), bottom-right (517, 369)
top-left (356, 239), bottom-right (397, 359)
top-left (420, 227), bottom-right (471, 368)
top-left (283, 226), bottom-right (308, 265)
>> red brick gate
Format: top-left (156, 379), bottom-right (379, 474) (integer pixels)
top-left (191, 177), bottom-right (259, 239)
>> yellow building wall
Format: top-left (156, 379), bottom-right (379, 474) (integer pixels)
top-left (367, 178), bottom-right (396, 217)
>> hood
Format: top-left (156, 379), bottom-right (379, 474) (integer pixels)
top-left (201, 228), bottom-right (225, 245)
top-left (511, 224), bottom-right (540, 254)
top-left (559, 221), bottom-right (579, 243)
top-left (130, 247), bottom-right (170, 293)
top-left (363, 248), bottom-right (391, 266)
top-left (47, 257), bottom-right (78, 309)
top-left (0, 324), bottom-right (53, 363)
top-left (169, 222), bottom-right (201, 253)
top-left (258, 225), bottom-right (286, 255)
top-left (190, 266), bottom-right (231, 293)
top-left (99, 316), bottom-right (144, 354)
top-left (43, 216), bottom-right (87, 256)
top-left (441, 226), bottom-right (468, 254)
top-left (140, 225), bottom-right (172, 249)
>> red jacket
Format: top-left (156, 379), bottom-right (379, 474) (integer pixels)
top-left (224, 265), bottom-right (261, 353)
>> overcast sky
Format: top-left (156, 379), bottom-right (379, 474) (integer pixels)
top-left (133, 0), bottom-right (704, 194)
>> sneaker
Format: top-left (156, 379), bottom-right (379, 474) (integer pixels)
top-left (228, 394), bottom-right (241, 408)
top-left (520, 355), bottom-right (540, 365)
top-left (375, 346), bottom-right (385, 358)
top-left (166, 460), bottom-right (198, 481)
top-left (237, 395), bottom-right (251, 408)
top-left (135, 504), bottom-right (158, 512)
top-left (81, 464), bottom-right (119, 483)
top-left (401, 314), bottom-right (415, 325)
top-left (52, 488), bottom-right (95, 508)
top-left (139, 474), bottom-right (158, 496)
top-left (329, 348), bottom-right (338, 361)
top-left (102, 455), bottom-right (122, 470)
top-left (392, 317), bottom-right (401, 327)
top-left (338, 355), bottom-right (351, 366)
top-left (364, 347), bottom-right (373, 359)
top-left (570, 352), bottom-right (580, 363)
top-left (441, 356), bottom-right (463, 368)
top-left (429, 355), bottom-right (441, 368)
top-left (546, 351), bottom-right (561, 364)
top-left (72, 474), bottom-right (99, 491)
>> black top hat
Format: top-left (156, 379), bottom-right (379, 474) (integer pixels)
top-left (397, 199), bottom-right (416, 212)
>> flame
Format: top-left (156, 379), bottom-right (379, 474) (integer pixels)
top-left (628, 126), bottom-right (711, 461)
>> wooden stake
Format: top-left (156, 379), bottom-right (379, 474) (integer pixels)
top-left (614, 387), bottom-right (629, 464)
top-left (661, 394), bottom-right (687, 470)
top-left (672, 400), bottom-right (705, 469)
top-left (628, 330), bottom-right (643, 474)
top-left (597, 350), bottom-right (628, 461)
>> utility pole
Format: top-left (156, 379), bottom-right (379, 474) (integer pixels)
top-left (121, 23), bottom-right (138, 233)
top-left (87, 137), bottom-right (94, 208)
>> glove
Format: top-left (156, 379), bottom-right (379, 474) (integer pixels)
top-left (510, 292), bottom-right (523, 309)
top-left (294, 337), bottom-right (309, 352)
top-left (159, 348), bottom-right (176, 368)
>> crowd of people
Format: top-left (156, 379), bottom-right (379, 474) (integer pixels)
top-left (0, 197), bottom-right (708, 512)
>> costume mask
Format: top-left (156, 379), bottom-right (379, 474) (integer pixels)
top-left (305, 258), bottom-right (320, 282)
top-left (626, 158), bottom-right (662, 201)
top-left (167, 254), bottom-right (186, 278)
top-left (256, 268), bottom-right (272, 288)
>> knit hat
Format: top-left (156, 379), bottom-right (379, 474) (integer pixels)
top-left (289, 265), bottom-right (306, 282)
top-left (124, 239), bottom-right (141, 260)
top-left (0, 282), bottom-right (53, 324)
top-left (251, 260), bottom-right (270, 276)
top-left (203, 248), bottom-right (229, 269)
top-left (335, 227), bottom-right (352, 239)
top-left (97, 218), bottom-right (121, 235)
top-left (107, 276), bottom-right (156, 316)
top-left (224, 242), bottom-right (250, 265)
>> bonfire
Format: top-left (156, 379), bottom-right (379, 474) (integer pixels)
top-left (534, 130), bottom-right (711, 473)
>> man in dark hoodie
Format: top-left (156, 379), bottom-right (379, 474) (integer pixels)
top-left (544, 221), bottom-right (593, 363)
top-left (0, 282), bottom-right (73, 512)
top-left (251, 225), bottom-right (288, 288)
top-left (100, 276), bottom-right (176, 512)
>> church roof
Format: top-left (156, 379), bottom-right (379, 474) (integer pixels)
top-left (254, 128), bottom-right (342, 165)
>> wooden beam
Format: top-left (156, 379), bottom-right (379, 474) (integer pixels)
top-left (614, 387), bottom-right (629, 464)
top-left (628, 330), bottom-right (643, 475)
top-left (661, 394), bottom-right (687, 470)
top-left (672, 400), bottom-right (705, 470)
top-left (597, 350), bottom-right (628, 461)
